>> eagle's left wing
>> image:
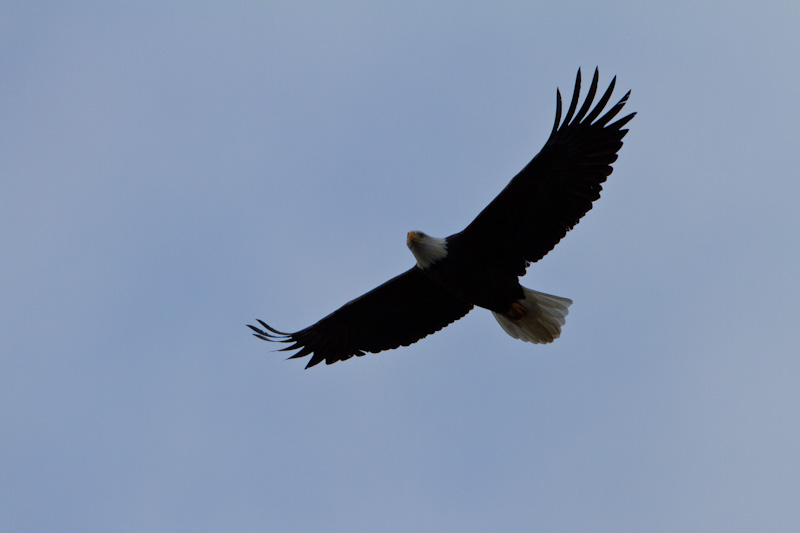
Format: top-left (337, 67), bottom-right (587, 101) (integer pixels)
top-left (454, 68), bottom-right (635, 276)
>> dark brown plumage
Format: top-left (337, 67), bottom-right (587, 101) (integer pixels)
top-left (250, 268), bottom-right (473, 368)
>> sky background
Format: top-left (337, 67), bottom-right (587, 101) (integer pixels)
top-left (2, 2), bottom-right (799, 532)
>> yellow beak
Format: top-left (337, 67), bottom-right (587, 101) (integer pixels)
top-left (407, 231), bottom-right (418, 244)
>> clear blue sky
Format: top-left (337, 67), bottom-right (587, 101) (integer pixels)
top-left (2, 3), bottom-right (799, 532)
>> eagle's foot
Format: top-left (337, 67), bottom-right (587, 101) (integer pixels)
top-left (505, 301), bottom-right (527, 320)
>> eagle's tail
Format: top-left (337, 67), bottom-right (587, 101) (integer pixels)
top-left (492, 287), bottom-right (572, 344)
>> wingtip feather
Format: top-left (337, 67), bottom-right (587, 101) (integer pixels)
top-left (551, 88), bottom-right (563, 135)
top-left (248, 320), bottom-right (293, 343)
top-left (562, 69), bottom-right (582, 126)
top-left (573, 68), bottom-right (599, 123)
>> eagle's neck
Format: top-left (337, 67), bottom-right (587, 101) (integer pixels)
top-left (409, 235), bottom-right (448, 269)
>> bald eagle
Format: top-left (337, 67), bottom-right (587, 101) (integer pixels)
top-left (250, 68), bottom-right (634, 368)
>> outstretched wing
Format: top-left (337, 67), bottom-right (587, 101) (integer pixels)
top-left (249, 267), bottom-right (473, 368)
top-left (454, 68), bottom-right (635, 275)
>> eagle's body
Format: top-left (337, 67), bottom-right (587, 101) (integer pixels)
top-left (411, 232), bottom-right (522, 314)
top-left (250, 69), bottom-right (635, 368)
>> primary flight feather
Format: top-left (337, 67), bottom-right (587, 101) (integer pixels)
top-left (250, 68), bottom-right (635, 368)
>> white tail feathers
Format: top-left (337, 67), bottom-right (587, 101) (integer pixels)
top-left (492, 287), bottom-right (573, 344)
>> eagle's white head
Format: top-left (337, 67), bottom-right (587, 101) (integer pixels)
top-left (406, 230), bottom-right (448, 269)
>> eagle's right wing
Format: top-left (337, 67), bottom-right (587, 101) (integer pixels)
top-left (249, 267), bottom-right (473, 368)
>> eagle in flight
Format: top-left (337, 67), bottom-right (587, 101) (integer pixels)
top-left (250, 68), bottom-right (635, 368)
